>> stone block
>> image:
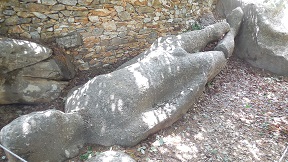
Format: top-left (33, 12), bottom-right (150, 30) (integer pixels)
top-left (56, 32), bottom-right (83, 49)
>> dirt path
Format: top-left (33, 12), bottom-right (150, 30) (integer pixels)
top-left (69, 56), bottom-right (288, 162)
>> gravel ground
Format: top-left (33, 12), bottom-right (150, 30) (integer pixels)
top-left (68, 56), bottom-right (288, 162)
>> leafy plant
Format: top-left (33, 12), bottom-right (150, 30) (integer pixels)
top-left (183, 22), bottom-right (202, 32)
top-left (191, 22), bottom-right (202, 31)
top-left (156, 135), bottom-right (165, 146)
top-left (137, 146), bottom-right (147, 155)
top-left (207, 81), bottom-right (213, 88)
top-left (79, 146), bottom-right (94, 161)
top-left (245, 104), bottom-right (251, 108)
top-left (149, 146), bottom-right (158, 153)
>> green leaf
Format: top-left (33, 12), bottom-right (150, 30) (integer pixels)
top-left (140, 149), bottom-right (145, 154)
top-left (158, 137), bottom-right (164, 146)
top-left (149, 146), bottom-right (158, 153)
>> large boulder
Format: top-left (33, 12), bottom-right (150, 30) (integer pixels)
top-left (65, 22), bottom-right (229, 147)
top-left (0, 38), bottom-right (75, 104)
top-left (216, 0), bottom-right (288, 75)
top-left (0, 110), bottom-right (85, 162)
top-left (0, 38), bottom-right (52, 73)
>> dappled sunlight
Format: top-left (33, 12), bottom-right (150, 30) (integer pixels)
top-left (239, 140), bottom-right (261, 160)
top-left (22, 122), bottom-right (31, 136)
top-left (280, 5), bottom-right (288, 29)
top-left (127, 64), bottom-right (149, 92)
top-left (11, 39), bottom-right (49, 55)
top-left (151, 133), bottom-right (199, 161)
top-left (141, 104), bottom-right (177, 129)
top-left (194, 132), bottom-right (205, 141)
top-left (144, 109), bottom-right (285, 161)
top-left (110, 94), bottom-right (124, 112)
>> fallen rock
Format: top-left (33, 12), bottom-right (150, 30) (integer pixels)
top-left (0, 110), bottom-right (85, 162)
top-left (0, 38), bottom-right (75, 104)
top-left (0, 37), bottom-right (52, 73)
top-left (65, 23), bottom-right (228, 147)
top-left (216, 0), bottom-right (288, 75)
top-left (19, 57), bottom-right (75, 80)
top-left (0, 77), bottom-right (68, 104)
top-left (86, 151), bottom-right (136, 162)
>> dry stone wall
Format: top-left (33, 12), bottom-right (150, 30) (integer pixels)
top-left (0, 0), bottom-right (216, 70)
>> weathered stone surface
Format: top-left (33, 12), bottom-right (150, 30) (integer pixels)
top-left (73, 11), bottom-right (89, 17)
top-left (9, 25), bottom-right (24, 33)
top-left (47, 14), bottom-right (59, 20)
top-left (215, 7), bottom-right (244, 58)
top-left (67, 6), bottom-right (87, 11)
top-left (217, 0), bottom-right (288, 75)
top-left (25, 3), bottom-right (49, 12)
top-left (90, 9), bottom-right (112, 16)
top-left (137, 6), bottom-right (154, 14)
top-left (0, 38), bottom-right (52, 73)
top-left (0, 110), bottom-right (84, 162)
top-left (30, 31), bottom-right (40, 39)
top-left (111, 37), bottom-right (128, 46)
top-left (4, 16), bottom-right (20, 25)
top-left (56, 32), bottom-right (83, 49)
top-left (65, 24), bottom-right (228, 146)
top-left (58, 0), bottom-right (77, 5)
top-left (19, 17), bottom-right (32, 24)
top-left (102, 20), bottom-right (117, 31)
top-left (0, 76), bottom-right (68, 104)
top-left (66, 51), bottom-right (226, 147)
top-left (51, 4), bottom-right (66, 10)
top-left (93, 27), bottom-right (104, 36)
top-left (41, 0), bottom-right (57, 5)
top-left (86, 151), bottom-right (136, 162)
top-left (19, 58), bottom-right (75, 80)
top-left (199, 12), bottom-right (216, 27)
top-left (118, 11), bottom-right (132, 21)
top-left (114, 6), bottom-right (124, 13)
top-left (3, 10), bottom-right (16, 16)
top-left (32, 12), bottom-right (47, 19)
top-left (216, 0), bottom-right (242, 17)
top-left (78, 0), bottom-right (93, 5)
top-left (88, 15), bottom-right (99, 22)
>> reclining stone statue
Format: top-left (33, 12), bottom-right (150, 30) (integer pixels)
top-left (0, 17), bottom-right (245, 161)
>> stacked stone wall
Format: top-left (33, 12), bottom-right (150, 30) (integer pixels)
top-left (0, 0), bottom-right (216, 70)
